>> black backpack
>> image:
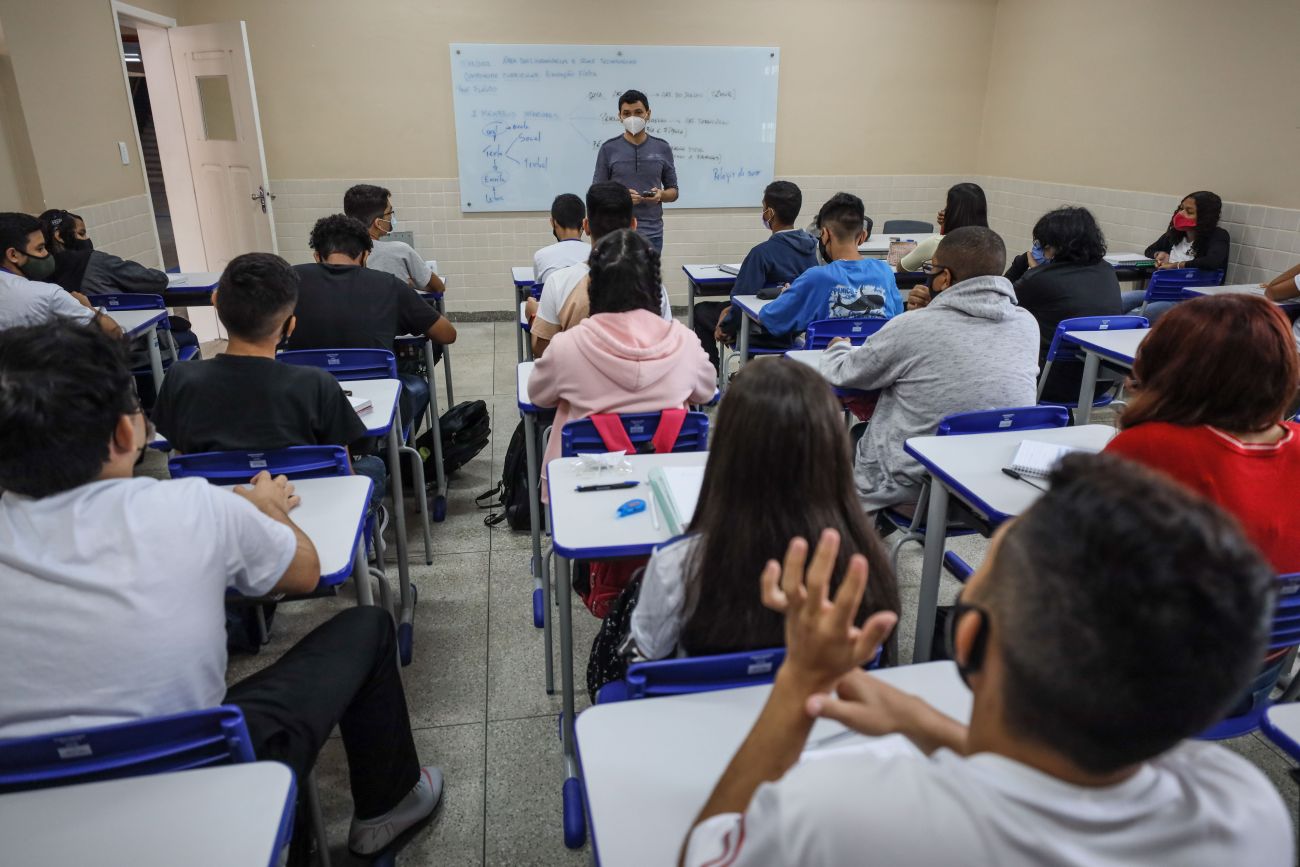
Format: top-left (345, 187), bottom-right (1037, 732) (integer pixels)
top-left (404, 400), bottom-right (491, 485)
top-left (477, 418), bottom-right (531, 530)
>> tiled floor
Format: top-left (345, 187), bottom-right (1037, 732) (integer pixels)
top-left (144, 319), bottom-right (1298, 865)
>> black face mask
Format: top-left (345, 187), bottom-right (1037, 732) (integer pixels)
top-left (945, 592), bottom-right (990, 689)
top-left (926, 266), bottom-right (950, 293)
top-left (68, 238), bottom-right (94, 253)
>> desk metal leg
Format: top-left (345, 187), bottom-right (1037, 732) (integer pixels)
top-left (555, 552), bottom-right (586, 849)
top-left (687, 279), bottom-right (696, 323)
top-left (423, 343), bottom-right (448, 522)
top-left (523, 410), bottom-right (553, 693)
top-left (352, 541), bottom-right (375, 607)
top-left (737, 314), bottom-right (751, 371)
top-left (386, 425), bottom-right (416, 664)
top-left (912, 477), bottom-right (949, 663)
top-left (1075, 351), bottom-right (1100, 425)
top-left (434, 295), bottom-right (454, 406)
top-left (146, 325), bottom-right (166, 392)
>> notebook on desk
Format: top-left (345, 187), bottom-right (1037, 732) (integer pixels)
top-left (1104, 253), bottom-right (1155, 267)
top-left (1006, 440), bottom-right (1095, 479)
top-left (648, 466), bottom-right (705, 536)
top-left (348, 395), bottom-right (373, 416)
top-left (718, 264), bottom-right (741, 276)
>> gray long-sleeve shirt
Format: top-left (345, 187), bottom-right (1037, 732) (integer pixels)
top-left (593, 133), bottom-right (678, 240)
top-left (821, 274), bottom-right (1041, 511)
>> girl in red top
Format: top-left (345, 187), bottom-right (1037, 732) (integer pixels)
top-left (1106, 293), bottom-right (1300, 575)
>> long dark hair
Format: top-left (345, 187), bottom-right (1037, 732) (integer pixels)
top-left (678, 359), bottom-right (900, 658)
top-left (587, 229), bottom-right (663, 315)
top-left (943, 183), bottom-right (988, 234)
top-left (1032, 206), bottom-right (1107, 264)
top-left (1167, 190), bottom-right (1222, 259)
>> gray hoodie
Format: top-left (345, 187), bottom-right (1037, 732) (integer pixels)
top-left (822, 274), bottom-right (1040, 511)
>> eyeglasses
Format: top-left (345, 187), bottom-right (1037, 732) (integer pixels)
top-left (920, 260), bottom-right (949, 275)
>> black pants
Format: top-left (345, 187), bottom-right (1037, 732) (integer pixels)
top-left (692, 301), bottom-right (729, 370)
top-left (224, 606), bottom-right (420, 820)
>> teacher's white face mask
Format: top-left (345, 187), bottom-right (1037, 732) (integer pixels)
top-left (622, 116), bottom-right (647, 136)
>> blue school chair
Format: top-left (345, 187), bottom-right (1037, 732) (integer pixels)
top-left (882, 219), bottom-right (934, 234)
top-left (805, 317), bottom-right (888, 350)
top-left (393, 333), bottom-right (449, 523)
top-left (883, 405), bottom-right (1072, 570)
top-left (278, 348), bottom-right (434, 566)
top-left (597, 648), bottom-right (789, 703)
top-left (1037, 315), bottom-right (1149, 410)
top-left (1138, 268), bottom-right (1225, 314)
top-left (98, 293), bottom-right (199, 365)
top-left (1200, 575), bottom-right (1300, 741)
top-left (0, 706), bottom-right (309, 864)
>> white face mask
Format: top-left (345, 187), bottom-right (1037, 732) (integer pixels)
top-left (622, 116), bottom-right (647, 136)
top-left (381, 215), bottom-right (396, 234)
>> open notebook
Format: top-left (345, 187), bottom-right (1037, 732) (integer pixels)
top-left (1006, 440), bottom-right (1096, 479)
top-left (648, 466), bottom-right (705, 536)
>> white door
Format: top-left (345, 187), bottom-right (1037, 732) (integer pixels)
top-left (167, 22), bottom-right (276, 271)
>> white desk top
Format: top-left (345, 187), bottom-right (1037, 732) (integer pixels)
top-left (166, 272), bottom-right (222, 289)
top-left (222, 475), bottom-right (370, 583)
top-left (859, 233), bottom-right (938, 255)
top-left (578, 660), bottom-right (970, 867)
top-left (514, 265), bottom-right (537, 286)
top-left (1185, 283), bottom-right (1266, 298)
top-left (517, 361), bottom-right (537, 412)
top-left (519, 299), bottom-right (530, 328)
top-left (682, 264), bottom-right (742, 283)
top-left (548, 451), bottom-right (708, 559)
top-left (1062, 328), bottom-right (1148, 366)
top-left (338, 377), bottom-right (400, 437)
top-left (784, 349), bottom-right (825, 373)
top-left (732, 294), bottom-right (773, 320)
top-left (0, 762), bottom-right (293, 867)
top-left (106, 308), bottom-right (167, 337)
top-left (905, 425), bottom-right (1115, 524)
top-left (1265, 703), bottom-right (1300, 757)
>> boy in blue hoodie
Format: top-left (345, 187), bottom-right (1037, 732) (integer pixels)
top-left (692, 181), bottom-right (819, 370)
top-left (758, 193), bottom-right (901, 341)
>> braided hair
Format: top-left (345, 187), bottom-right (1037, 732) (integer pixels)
top-left (586, 229), bottom-right (663, 316)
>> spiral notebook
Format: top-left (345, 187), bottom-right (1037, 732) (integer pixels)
top-left (1006, 440), bottom-right (1091, 479)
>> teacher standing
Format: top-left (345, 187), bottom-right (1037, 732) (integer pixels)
top-left (593, 89), bottom-right (679, 253)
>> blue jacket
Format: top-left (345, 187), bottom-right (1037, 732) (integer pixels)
top-left (758, 258), bottom-right (902, 338)
top-left (722, 230), bottom-right (819, 334)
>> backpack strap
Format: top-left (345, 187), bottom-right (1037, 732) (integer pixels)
top-left (650, 408), bottom-right (688, 454)
top-left (589, 413), bottom-right (636, 453)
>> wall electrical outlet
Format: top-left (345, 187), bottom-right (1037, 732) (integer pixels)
top-left (118, 141), bottom-right (130, 165)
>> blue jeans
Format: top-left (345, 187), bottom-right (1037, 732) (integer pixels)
top-left (1121, 290), bottom-right (1175, 324)
top-left (397, 372), bottom-right (430, 435)
top-left (639, 230), bottom-right (664, 253)
top-left (351, 454), bottom-right (388, 513)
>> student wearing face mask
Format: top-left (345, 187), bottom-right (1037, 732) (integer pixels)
top-left (592, 89), bottom-right (679, 253)
top-left (343, 184), bottom-right (447, 296)
top-left (0, 211), bottom-right (120, 337)
top-left (1120, 191), bottom-right (1230, 320)
top-left (533, 193), bottom-right (590, 285)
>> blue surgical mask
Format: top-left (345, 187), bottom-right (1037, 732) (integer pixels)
top-left (1030, 241), bottom-right (1048, 265)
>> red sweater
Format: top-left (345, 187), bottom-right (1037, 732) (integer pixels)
top-left (1106, 421), bottom-right (1300, 575)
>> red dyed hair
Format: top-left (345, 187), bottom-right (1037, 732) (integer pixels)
top-left (1121, 294), bottom-right (1300, 432)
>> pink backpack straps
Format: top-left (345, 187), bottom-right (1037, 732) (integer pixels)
top-left (650, 408), bottom-right (688, 454)
top-left (589, 413), bottom-right (636, 453)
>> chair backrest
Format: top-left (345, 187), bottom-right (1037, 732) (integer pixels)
top-left (881, 219), bottom-right (934, 235)
top-left (598, 648), bottom-right (787, 703)
top-left (0, 706), bottom-right (255, 794)
top-left (96, 293), bottom-right (165, 311)
top-left (169, 445), bottom-right (351, 483)
top-left (1268, 575), bottom-right (1300, 653)
top-left (1144, 268), bottom-right (1225, 302)
top-left (560, 411), bottom-right (710, 457)
top-left (936, 405), bottom-right (1070, 436)
top-left (805, 317), bottom-right (887, 350)
top-left (1044, 315), bottom-right (1149, 364)
top-left (277, 348), bottom-right (397, 381)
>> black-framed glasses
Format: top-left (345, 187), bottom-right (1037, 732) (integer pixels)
top-left (920, 260), bottom-right (949, 276)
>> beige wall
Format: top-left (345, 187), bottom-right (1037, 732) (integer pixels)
top-left (978, 0), bottom-right (1300, 208)
top-left (178, 0), bottom-right (998, 180)
top-left (0, 49), bottom-right (41, 212)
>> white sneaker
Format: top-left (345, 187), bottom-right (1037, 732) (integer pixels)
top-left (348, 766), bottom-right (443, 856)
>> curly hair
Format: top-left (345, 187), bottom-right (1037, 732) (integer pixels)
top-left (308, 213), bottom-right (374, 259)
top-left (1032, 206), bottom-right (1107, 264)
top-left (586, 228), bottom-right (663, 316)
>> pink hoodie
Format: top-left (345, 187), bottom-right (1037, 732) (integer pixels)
top-left (529, 308), bottom-right (716, 500)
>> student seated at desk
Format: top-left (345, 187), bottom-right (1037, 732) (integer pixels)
top-left (823, 227), bottom-right (1039, 513)
top-left (285, 214), bottom-right (456, 430)
top-left (153, 253), bottom-right (387, 509)
top-left (897, 181), bottom-right (987, 274)
top-left (0, 322), bottom-right (443, 860)
top-left (690, 180), bottom-right (819, 370)
top-left (1005, 206), bottom-right (1123, 402)
top-left (529, 182), bottom-right (673, 357)
top-left (534, 193), bottom-right (590, 284)
top-left (344, 183), bottom-right (446, 295)
top-left (622, 360), bottom-right (899, 666)
top-left (758, 193), bottom-right (900, 341)
top-left (1121, 190), bottom-right (1230, 322)
top-left (0, 212), bottom-right (120, 337)
top-left (529, 229), bottom-right (714, 502)
top-left (1262, 262), bottom-right (1300, 351)
top-left (683, 454), bottom-right (1291, 866)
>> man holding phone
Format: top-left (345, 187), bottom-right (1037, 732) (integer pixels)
top-left (593, 89), bottom-right (679, 253)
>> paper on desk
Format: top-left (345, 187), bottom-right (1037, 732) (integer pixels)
top-left (1104, 253), bottom-right (1154, 265)
top-left (167, 274), bottom-right (188, 285)
top-left (648, 465), bottom-right (705, 535)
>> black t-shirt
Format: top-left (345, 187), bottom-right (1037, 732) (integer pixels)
top-left (153, 354), bottom-right (370, 454)
top-left (285, 263), bottom-right (441, 353)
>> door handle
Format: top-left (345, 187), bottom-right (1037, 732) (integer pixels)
top-left (250, 186), bottom-right (277, 213)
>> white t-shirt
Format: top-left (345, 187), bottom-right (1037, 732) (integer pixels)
top-left (1168, 237), bottom-right (1195, 264)
top-left (535, 261), bottom-right (592, 332)
top-left (684, 740), bottom-right (1292, 866)
top-left (629, 534), bottom-right (700, 660)
top-left (534, 238), bottom-right (590, 285)
top-left (0, 269), bottom-right (96, 330)
top-left (0, 477), bottom-right (295, 739)
top-left (367, 238), bottom-right (433, 289)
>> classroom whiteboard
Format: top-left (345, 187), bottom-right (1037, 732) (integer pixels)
top-left (449, 44), bottom-right (779, 212)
